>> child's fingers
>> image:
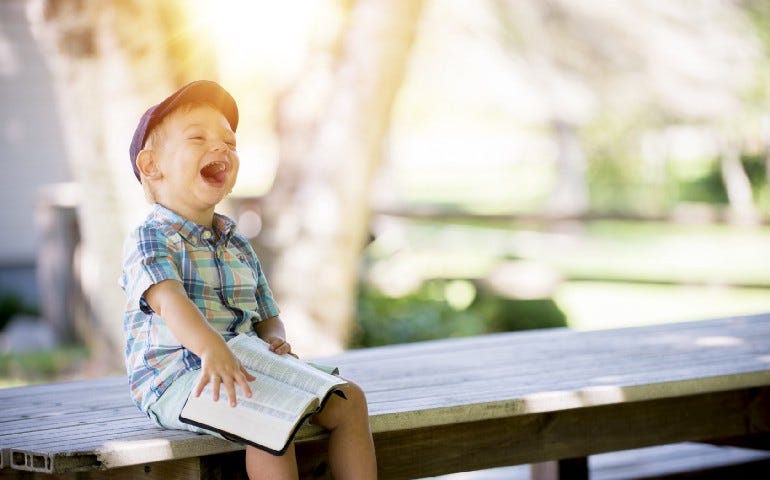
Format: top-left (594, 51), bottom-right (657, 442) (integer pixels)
top-left (211, 374), bottom-right (222, 402)
top-left (223, 378), bottom-right (238, 407)
top-left (267, 338), bottom-right (278, 350)
top-left (234, 381), bottom-right (251, 401)
top-left (266, 337), bottom-right (283, 350)
top-left (241, 364), bottom-right (256, 382)
top-left (236, 368), bottom-right (253, 399)
top-left (193, 374), bottom-right (208, 397)
top-left (268, 338), bottom-right (292, 355)
top-left (216, 367), bottom-right (253, 406)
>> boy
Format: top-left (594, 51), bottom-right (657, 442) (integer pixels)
top-left (120, 80), bottom-right (377, 480)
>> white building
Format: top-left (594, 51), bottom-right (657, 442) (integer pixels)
top-left (0, 0), bottom-right (71, 306)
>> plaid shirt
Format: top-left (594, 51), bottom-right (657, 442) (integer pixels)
top-left (120, 204), bottom-right (279, 413)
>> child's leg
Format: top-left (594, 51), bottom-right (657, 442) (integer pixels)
top-left (245, 443), bottom-right (298, 480)
top-left (312, 381), bottom-right (377, 480)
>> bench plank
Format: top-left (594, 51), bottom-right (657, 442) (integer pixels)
top-left (0, 457), bottom-right (209, 480)
top-left (297, 387), bottom-right (770, 479)
top-left (2, 314), bottom-right (769, 477)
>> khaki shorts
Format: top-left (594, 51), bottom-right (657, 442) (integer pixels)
top-left (147, 369), bottom-right (224, 438)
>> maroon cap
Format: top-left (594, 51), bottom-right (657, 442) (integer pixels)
top-left (129, 80), bottom-right (239, 181)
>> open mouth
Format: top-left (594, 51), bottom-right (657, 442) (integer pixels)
top-left (200, 161), bottom-right (228, 185)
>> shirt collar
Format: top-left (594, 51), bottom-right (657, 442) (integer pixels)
top-left (150, 203), bottom-right (236, 246)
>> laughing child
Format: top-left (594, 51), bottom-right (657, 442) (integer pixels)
top-left (120, 80), bottom-right (377, 480)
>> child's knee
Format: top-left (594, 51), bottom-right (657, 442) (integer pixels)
top-left (313, 380), bottom-right (369, 429)
top-left (341, 381), bottom-right (368, 414)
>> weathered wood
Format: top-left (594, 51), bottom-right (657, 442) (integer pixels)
top-left (426, 443), bottom-right (770, 480)
top-left (293, 387), bottom-right (770, 480)
top-left (530, 457), bottom-right (588, 480)
top-left (389, 388), bottom-right (768, 479)
top-left (0, 457), bottom-right (204, 480)
top-left (1, 314), bottom-right (769, 478)
top-left (589, 442), bottom-right (770, 480)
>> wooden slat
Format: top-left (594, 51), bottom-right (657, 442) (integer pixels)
top-left (0, 457), bottom-right (206, 480)
top-left (0, 377), bottom-right (125, 401)
top-left (297, 387), bottom-right (770, 479)
top-left (5, 443), bottom-right (770, 480)
top-left (426, 443), bottom-right (770, 480)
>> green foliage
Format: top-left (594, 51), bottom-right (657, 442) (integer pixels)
top-left (584, 114), bottom-right (769, 215)
top-left (742, 153), bottom-right (769, 189)
top-left (740, 1), bottom-right (770, 110)
top-left (471, 295), bottom-right (567, 333)
top-left (0, 294), bottom-right (38, 332)
top-left (351, 281), bottom-right (567, 348)
top-left (352, 284), bottom-right (477, 347)
top-left (583, 113), bottom-right (675, 215)
top-left (674, 162), bottom-right (728, 204)
top-left (0, 346), bottom-right (88, 383)
top-left (745, 0), bottom-right (770, 49)
top-left (672, 153), bottom-right (768, 210)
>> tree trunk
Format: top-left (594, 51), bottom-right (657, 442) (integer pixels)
top-left (29, 0), bottom-right (217, 370)
top-left (720, 139), bottom-right (759, 226)
top-left (548, 119), bottom-right (590, 217)
top-left (256, 0), bottom-right (425, 355)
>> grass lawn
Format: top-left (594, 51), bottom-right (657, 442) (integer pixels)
top-left (367, 217), bottom-right (770, 330)
top-left (0, 345), bottom-right (89, 388)
top-left (556, 281), bottom-right (770, 330)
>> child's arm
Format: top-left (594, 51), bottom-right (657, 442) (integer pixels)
top-left (143, 279), bottom-right (255, 406)
top-left (254, 315), bottom-right (294, 356)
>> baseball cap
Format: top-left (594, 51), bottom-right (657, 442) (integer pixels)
top-left (129, 80), bottom-right (239, 182)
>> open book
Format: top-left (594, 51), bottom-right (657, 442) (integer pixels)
top-left (179, 334), bottom-right (347, 455)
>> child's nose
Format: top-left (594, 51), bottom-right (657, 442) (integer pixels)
top-left (211, 140), bottom-right (228, 152)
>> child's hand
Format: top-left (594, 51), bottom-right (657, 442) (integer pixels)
top-left (265, 336), bottom-right (296, 357)
top-left (195, 341), bottom-right (256, 407)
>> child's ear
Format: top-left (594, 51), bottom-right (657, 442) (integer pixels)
top-left (136, 149), bottom-right (161, 180)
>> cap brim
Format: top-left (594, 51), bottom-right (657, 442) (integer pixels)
top-left (152, 80), bottom-right (239, 134)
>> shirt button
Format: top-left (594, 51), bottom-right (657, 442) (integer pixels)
top-left (201, 230), bottom-right (212, 240)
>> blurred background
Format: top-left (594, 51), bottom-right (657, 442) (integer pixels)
top-left (2, 0), bottom-right (770, 387)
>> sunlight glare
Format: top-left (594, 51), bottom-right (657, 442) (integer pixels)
top-left (187, 0), bottom-right (316, 79)
top-left (694, 336), bottom-right (743, 347)
top-left (445, 280), bottom-right (476, 311)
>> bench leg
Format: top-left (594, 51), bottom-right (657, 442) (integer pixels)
top-left (530, 457), bottom-right (589, 480)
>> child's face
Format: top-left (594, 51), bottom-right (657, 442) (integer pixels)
top-left (150, 104), bottom-right (239, 224)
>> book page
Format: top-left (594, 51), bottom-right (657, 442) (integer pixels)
top-left (180, 334), bottom-right (348, 453)
top-left (181, 370), bottom-right (321, 453)
top-left (228, 334), bottom-right (346, 397)
top-left (207, 369), bottom-right (318, 420)
top-left (182, 386), bottom-right (307, 452)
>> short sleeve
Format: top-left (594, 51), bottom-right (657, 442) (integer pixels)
top-left (253, 254), bottom-right (280, 321)
top-left (120, 225), bottom-right (182, 313)
top-left (229, 234), bottom-right (280, 325)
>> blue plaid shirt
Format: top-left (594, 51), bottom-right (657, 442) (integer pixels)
top-left (120, 204), bottom-right (279, 413)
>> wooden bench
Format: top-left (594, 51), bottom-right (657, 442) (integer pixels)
top-left (2, 313), bottom-right (770, 479)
